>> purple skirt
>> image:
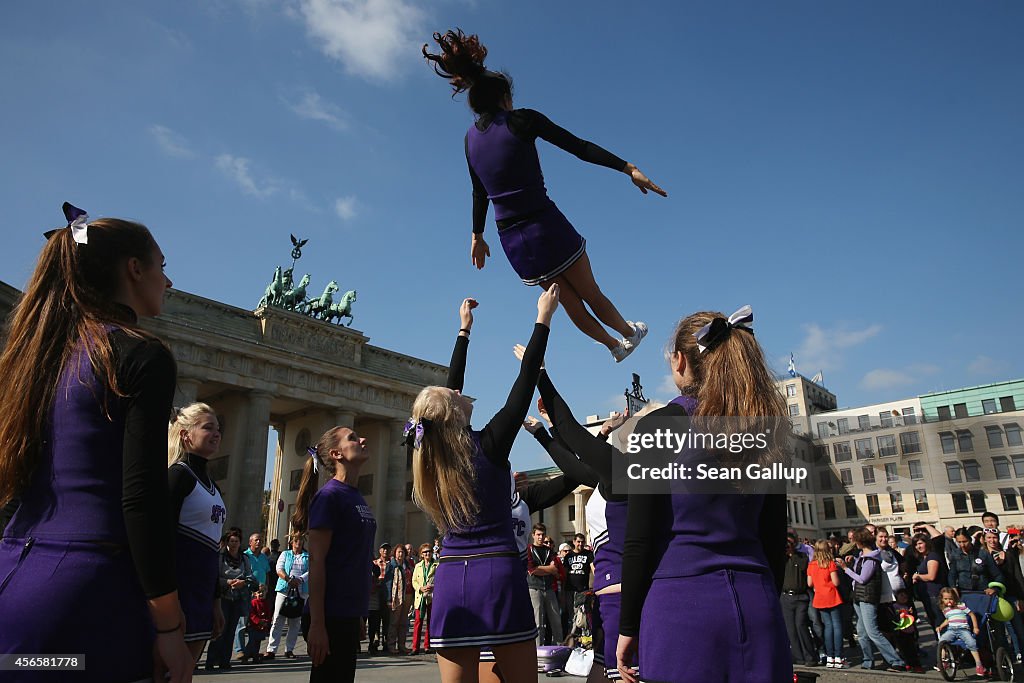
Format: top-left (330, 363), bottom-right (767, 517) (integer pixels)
top-left (430, 554), bottom-right (536, 649)
top-left (0, 536), bottom-right (153, 683)
top-left (638, 570), bottom-right (791, 683)
top-left (497, 203), bottom-right (586, 286)
top-left (593, 591), bottom-right (631, 680)
top-left (175, 534), bottom-right (218, 642)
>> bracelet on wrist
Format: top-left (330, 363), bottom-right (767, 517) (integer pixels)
top-left (459, 328), bottom-right (471, 336)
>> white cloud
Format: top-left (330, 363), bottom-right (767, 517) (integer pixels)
top-left (334, 196), bottom-right (357, 220)
top-left (968, 355), bottom-right (1009, 378)
top-left (297, 0), bottom-right (426, 80)
top-left (859, 364), bottom-right (940, 391)
top-left (149, 124), bottom-right (196, 159)
top-left (283, 89), bottom-right (349, 130)
top-left (790, 322), bottom-right (883, 373)
top-left (215, 154), bottom-right (278, 197)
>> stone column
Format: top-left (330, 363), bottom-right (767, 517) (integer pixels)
top-left (574, 489), bottom-right (587, 536)
top-left (174, 377), bottom-right (202, 408)
top-left (372, 420), bottom-right (391, 543)
top-left (384, 419), bottom-right (409, 545)
top-left (266, 425), bottom-right (285, 542)
top-left (331, 410), bottom-right (356, 430)
top-left (227, 390), bottom-right (274, 537)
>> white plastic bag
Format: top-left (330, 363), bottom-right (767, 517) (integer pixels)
top-left (564, 647), bottom-right (594, 677)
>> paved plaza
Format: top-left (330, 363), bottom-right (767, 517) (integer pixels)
top-left (193, 638), bottom-right (1008, 682)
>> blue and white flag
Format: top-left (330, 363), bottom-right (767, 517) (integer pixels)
top-left (787, 353), bottom-right (797, 378)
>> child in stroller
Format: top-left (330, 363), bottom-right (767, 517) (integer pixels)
top-left (936, 585), bottom-right (1017, 681)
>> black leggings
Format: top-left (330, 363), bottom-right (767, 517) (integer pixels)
top-left (301, 614), bottom-right (360, 683)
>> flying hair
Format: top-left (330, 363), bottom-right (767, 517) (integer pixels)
top-left (422, 28), bottom-right (512, 114)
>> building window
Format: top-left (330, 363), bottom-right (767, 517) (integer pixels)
top-left (862, 465), bottom-right (876, 485)
top-left (885, 463), bottom-right (899, 483)
top-left (880, 411), bottom-right (894, 428)
top-left (914, 489), bottom-right (929, 512)
top-left (289, 469), bottom-right (303, 492)
top-left (840, 469), bottom-right (853, 487)
top-left (1001, 396), bottom-right (1017, 412)
top-left (858, 415), bottom-right (871, 431)
top-left (988, 426), bottom-right (1005, 449)
top-left (957, 430), bottom-right (974, 452)
top-left (817, 422), bottom-right (830, 439)
top-left (952, 492), bottom-right (969, 515)
top-left (940, 432), bottom-right (957, 455)
top-left (837, 418), bottom-right (849, 435)
top-left (963, 459), bottom-right (981, 482)
top-left (819, 470), bottom-right (832, 491)
top-left (954, 403), bottom-right (969, 419)
top-left (834, 442), bottom-right (852, 462)
top-left (866, 494), bottom-right (880, 515)
top-left (1013, 455), bottom-right (1024, 478)
top-left (814, 445), bottom-right (829, 462)
top-left (938, 405), bottom-right (952, 421)
top-left (908, 459), bottom-right (924, 480)
top-left (569, 504), bottom-right (575, 521)
top-left (903, 407), bottom-right (917, 425)
top-left (855, 438), bottom-right (874, 460)
top-left (807, 503), bottom-right (814, 525)
top-left (969, 490), bottom-right (987, 513)
top-left (786, 384), bottom-right (796, 397)
top-left (789, 404), bottom-right (800, 417)
top-left (994, 457), bottom-right (1012, 480)
top-left (946, 462), bottom-right (963, 484)
top-left (844, 496), bottom-right (858, 518)
top-left (1006, 424), bottom-right (1022, 447)
top-left (890, 491), bottom-right (904, 513)
top-left (900, 431), bottom-right (921, 454)
top-left (406, 482), bottom-right (414, 501)
top-left (823, 498), bottom-right (836, 520)
top-left (983, 399), bottom-right (998, 415)
top-left (1001, 489), bottom-right (1019, 512)
top-left (877, 434), bottom-right (898, 457)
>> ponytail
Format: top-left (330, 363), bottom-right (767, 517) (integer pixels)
top-left (290, 426), bottom-right (344, 533)
top-left (0, 215), bottom-right (160, 507)
top-left (423, 28), bottom-right (512, 115)
top-left (168, 402), bottom-right (216, 466)
top-left (669, 310), bottom-right (790, 468)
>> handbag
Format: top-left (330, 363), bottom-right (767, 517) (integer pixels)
top-left (564, 646), bottom-right (594, 677)
top-left (280, 586), bottom-right (304, 619)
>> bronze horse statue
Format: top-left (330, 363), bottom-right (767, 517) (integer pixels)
top-left (325, 290), bottom-right (357, 326)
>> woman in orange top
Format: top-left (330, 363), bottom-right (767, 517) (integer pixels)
top-left (806, 540), bottom-right (845, 668)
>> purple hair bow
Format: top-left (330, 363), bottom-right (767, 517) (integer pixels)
top-left (306, 446), bottom-right (319, 474)
top-left (694, 305), bottom-right (754, 353)
top-left (403, 418), bottom-right (431, 449)
top-left (44, 202), bottom-right (90, 243)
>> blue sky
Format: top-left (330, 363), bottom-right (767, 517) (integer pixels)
top-left (2, 1), bottom-right (1021, 476)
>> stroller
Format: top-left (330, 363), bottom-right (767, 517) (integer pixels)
top-left (937, 589), bottom-right (1016, 681)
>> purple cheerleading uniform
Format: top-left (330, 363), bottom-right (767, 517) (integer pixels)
top-left (430, 323), bottom-right (550, 649)
top-left (465, 109), bottom-right (627, 286)
top-left (431, 434), bottom-right (537, 649)
top-left (536, 368), bottom-right (635, 679)
top-left (620, 396), bottom-right (791, 683)
top-left (0, 329), bottom-right (177, 683)
top-left (305, 479), bottom-right (377, 619)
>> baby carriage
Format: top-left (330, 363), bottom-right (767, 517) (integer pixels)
top-left (937, 588), bottom-right (1016, 681)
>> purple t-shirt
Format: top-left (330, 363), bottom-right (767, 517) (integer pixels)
top-left (307, 479), bottom-right (376, 619)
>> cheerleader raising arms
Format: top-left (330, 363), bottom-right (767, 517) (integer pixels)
top-left (423, 29), bottom-right (665, 363)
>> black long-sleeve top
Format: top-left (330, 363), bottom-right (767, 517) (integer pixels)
top-left (444, 323), bottom-right (549, 466)
top-left (467, 109), bottom-right (628, 234)
top-left (537, 370), bottom-right (621, 502)
top-left (619, 402), bottom-right (788, 637)
top-left (116, 331), bottom-right (180, 599)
